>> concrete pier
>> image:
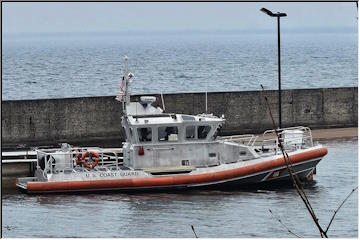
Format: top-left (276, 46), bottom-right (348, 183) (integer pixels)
top-left (310, 127), bottom-right (358, 141)
top-left (1, 87), bottom-right (357, 148)
top-left (2, 161), bottom-right (36, 190)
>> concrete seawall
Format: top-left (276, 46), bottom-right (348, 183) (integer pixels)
top-left (2, 87), bottom-right (357, 148)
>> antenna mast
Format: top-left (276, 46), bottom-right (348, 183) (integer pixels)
top-left (122, 56), bottom-right (133, 115)
top-left (205, 78), bottom-right (208, 113)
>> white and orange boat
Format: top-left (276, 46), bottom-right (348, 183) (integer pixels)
top-left (17, 57), bottom-right (327, 194)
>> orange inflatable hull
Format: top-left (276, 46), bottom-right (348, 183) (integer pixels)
top-left (26, 147), bottom-right (327, 193)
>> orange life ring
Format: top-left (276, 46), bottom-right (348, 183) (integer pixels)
top-left (80, 151), bottom-right (100, 169)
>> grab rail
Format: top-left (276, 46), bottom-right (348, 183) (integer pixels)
top-left (261, 126), bottom-right (313, 153)
top-left (220, 134), bottom-right (258, 146)
top-left (34, 146), bottom-right (124, 174)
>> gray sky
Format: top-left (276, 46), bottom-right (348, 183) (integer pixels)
top-left (2, 2), bottom-right (358, 34)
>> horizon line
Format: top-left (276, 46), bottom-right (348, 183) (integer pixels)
top-left (3, 27), bottom-right (358, 37)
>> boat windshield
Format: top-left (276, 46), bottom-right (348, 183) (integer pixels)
top-left (138, 127), bottom-right (152, 142)
top-left (158, 126), bottom-right (179, 141)
top-left (198, 125), bottom-right (211, 139)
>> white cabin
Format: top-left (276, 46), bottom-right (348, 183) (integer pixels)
top-left (117, 57), bottom-right (259, 171)
top-left (121, 97), bottom-right (227, 170)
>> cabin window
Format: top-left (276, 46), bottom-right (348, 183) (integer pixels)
top-left (182, 115), bottom-right (195, 121)
top-left (137, 127), bottom-right (152, 142)
top-left (158, 126), bottom-right (178, 142)
top-left (129, 128), bottom-right (133, 138)
top-left (186, 126), bottom-right (196, 139)
top-left (128, 128), bottom-right (134, 143)
top-left (198, 125), bottom-right (211, 139)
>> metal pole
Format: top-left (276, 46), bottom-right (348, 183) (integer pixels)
top-left (277, 16), bottom-right (282, 129)
top-left (205, 91), bottom-right (208, 113)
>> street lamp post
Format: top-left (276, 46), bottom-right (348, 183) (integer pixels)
top-left (260, 8), bottom-right (287, 129)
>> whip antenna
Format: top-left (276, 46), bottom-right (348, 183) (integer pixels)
top-left (205, 78), bottom-right (208, 113)
top-left (161, 92), bottom-right (166, 112)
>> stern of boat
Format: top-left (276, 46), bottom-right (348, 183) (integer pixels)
top-left (16, 177), bottom-right (39, 192)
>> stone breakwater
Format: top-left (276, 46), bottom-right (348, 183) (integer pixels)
top-left (2, 87), bottom-right (357, 148)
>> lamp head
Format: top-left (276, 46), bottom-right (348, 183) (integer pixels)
top-left (277, 12), bottom-right (287, 17)
top-left (260, 8), bottom-right (287, 17)
top-left (260, 8), bottom-right (275, 17)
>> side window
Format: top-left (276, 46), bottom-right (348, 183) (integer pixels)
top-left (158, 126), bottom-right (178, 142)
top-left (198, 125), bottom-right (211, 139)
top-left (128, 128), bottom-right (134, 142)
top-left (137, 127), bottom-right (152, 142)
top-left (186, 126), bottom-right (196, 140)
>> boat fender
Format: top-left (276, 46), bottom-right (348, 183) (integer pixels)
top-left (80, 151), bottom-right (100, 169)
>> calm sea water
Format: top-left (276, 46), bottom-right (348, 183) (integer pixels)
top-left (2, 139), bottom-right (358, 238)
top-left (2, 32), bottom-right (357, 100)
